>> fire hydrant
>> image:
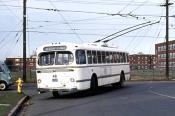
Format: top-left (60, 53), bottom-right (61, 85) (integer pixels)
top-left (16, 78), bottom-right (23, 94)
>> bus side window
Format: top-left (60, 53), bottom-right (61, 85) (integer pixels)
top-left (97, 51), bottom-right (102, 64)
top-left (123, 53), bottom-right (126, 63)
top-left (102, 51), bottom-right (106, 63)
top-left (120, 53), bottom-right (123, 63)
top-left (113, 52), bottom-right (116, 63)
top-left (126, 53), bottom-right (129, 62)
top-left (92, 51), bottom-right (97, 64)
top-left (116, 52), bottom-right (120, 63)
top-left (110, 52), bottom-right (113, 63)
top-left (76, 50), bottom-right (86, 64)
top-left (106, 52), bottom-right (110, 63)
top-left (121, 52), bottom-right (125, 63)
top-left (87, 50), bottom-right (92, 64)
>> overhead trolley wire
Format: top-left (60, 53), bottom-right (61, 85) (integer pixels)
top-left (1, 4), bottom-right (172, 18)
top-left (46, 0), bottom-right (161, 6)
top-left (116, 0), bottom-right (135, 13)
top-left (128, 0), bottom-right (149, 14)
top-left (48, 0), bottom-right (83, 43)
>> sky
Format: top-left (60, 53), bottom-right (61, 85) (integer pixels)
top-left (0, 0), bottom-right (175, 60)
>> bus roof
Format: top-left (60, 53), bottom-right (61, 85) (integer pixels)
top-left (36, 42), bottom-right (129, 53)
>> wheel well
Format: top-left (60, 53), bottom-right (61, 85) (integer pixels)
top-left (91, 73), bottom-right (98, 84)
top-left (0, 80), bottom-right (8, 90)
top-left (0, 80), bottom-right (7, 85)
top-left (91, 73), bottom-right (97, 79)
top-left (90, 73), bottom-right (98, 89)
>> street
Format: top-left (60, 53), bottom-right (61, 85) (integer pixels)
top-left (19, 81), bottom-right (175, 116)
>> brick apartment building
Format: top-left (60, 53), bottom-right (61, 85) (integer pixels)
top-left (155, 40), bottom-right (175, 69)
top-left (5, 57), bottom-right (36, 71)
top-left (129, 53), bottom-right (156, 70)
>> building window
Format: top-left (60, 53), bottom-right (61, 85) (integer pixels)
top-left (163, 46), bottom-right (166, 51)
top-left (15, 59), bottom-right (20, 62)
top-left (173, 44), bottom-right (175, 50)
top-left (169, 44), bottom-right (173, 50)
top-left (173, 53), bottom-right (175, 58)
top-left (170, 53), bottom-right (173, 59)
top-left (158, 46), bottom-right (161, 52)
top-left (15, 63), bottom-right (20, 66)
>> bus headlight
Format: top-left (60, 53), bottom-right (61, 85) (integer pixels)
top-left (37, 79), bottom-right (42, 84)
top-left (70, 78), bottom-right (75, 82)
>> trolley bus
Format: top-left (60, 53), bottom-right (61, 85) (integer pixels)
top-left (36, 42), bottom-right (130, 97)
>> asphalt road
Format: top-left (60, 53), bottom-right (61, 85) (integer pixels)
top-left (19, 81), bottom-right (175, 116)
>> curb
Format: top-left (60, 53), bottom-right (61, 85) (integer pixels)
top-left (8, 95), bottom-right (30, 116)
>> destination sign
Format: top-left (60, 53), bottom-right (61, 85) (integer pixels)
top-left (43, 46), bottom-right (67, 51)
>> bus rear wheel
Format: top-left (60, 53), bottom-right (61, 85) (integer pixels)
top-left (118, 72), bottom-right (125, 88)
top-left (52, 91), bottom-right (60, 97)
top-left (112, 72), bottom-right (125, 88)
top-left (0, 82), bottom-right (7, 91)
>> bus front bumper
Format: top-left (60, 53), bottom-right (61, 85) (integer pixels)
top-left (38, 87), bottom-right (78, 95)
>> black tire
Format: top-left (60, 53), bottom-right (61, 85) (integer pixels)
top-left (112, 72), bottom-right (125, 88)
top-left (90, 76), bottom-right (98, 91)
top-left (52, 91), bottom-right (60, 97)
top-left (111, 82), bottom-right (119, 88)
top-left (118, 72), bottom-right (125, 88)
top-left (0, 82), bottom-right (7, 91)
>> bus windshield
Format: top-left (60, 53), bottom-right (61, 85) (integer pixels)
top-left (38, 51), bottom-right (74, 66)
top-left (55, 51), bottom-right (74, 65)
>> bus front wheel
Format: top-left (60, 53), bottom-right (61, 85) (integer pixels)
top-left (90, 76), bottom-right (98, 91)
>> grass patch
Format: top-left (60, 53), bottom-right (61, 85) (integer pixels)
top-left (0, 91), bottom-right (24, 116)
top-left (130, 69), bottom-right (175, 81)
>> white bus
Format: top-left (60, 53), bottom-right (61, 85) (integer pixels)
top-left (36, 42), bottom-right (130, 97)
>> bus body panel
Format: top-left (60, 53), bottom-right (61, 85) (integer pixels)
top-left (37, 68), bottom-right (77, 90)
top-left (36, 42), bottom-right (130, 94)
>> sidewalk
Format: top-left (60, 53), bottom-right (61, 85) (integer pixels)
top-left (8, 83), bottom-right (38, 116)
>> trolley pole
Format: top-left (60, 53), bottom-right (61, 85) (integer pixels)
top-left (23, 0), bottom-right (27, 82)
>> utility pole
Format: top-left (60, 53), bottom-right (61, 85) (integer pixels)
top-left (161, 0), bottom-right (173, 79)
top-left (161, 1), bottom-right (173, 79)
top-left (165, 0), bottom-right (169, 80)
top-left (23, 0), bottom-right (27, 82)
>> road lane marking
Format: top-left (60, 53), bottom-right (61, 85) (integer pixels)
top-left (149, 90), bottom-right (175, 100)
